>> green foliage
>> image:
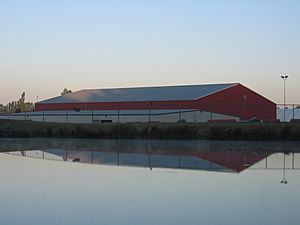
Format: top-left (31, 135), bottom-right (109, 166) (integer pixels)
top-left (61, 88), bottom-right (72, 96)
top-left (279, 126), bottom-right (290, 140)
top-left (110, 124), bottom-right (138, 139)
top-left (0, 92), bottom-right (34, 113)
top-left (149, 126), bottom-right (163, 139)
top-left (0, 120), bottom-right (300, 141)
top-left (207, 127), bottom-right (224, 140)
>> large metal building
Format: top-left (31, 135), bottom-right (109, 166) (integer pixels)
top-left (34, 83), bottom-right (276, 123)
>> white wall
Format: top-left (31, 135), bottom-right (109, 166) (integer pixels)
top-left (277, 108), bottom-right (300, 122)
top-left (0, 109), bottom-right (239, 123)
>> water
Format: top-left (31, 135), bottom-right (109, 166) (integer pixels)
top-left (0, 138), bottom-right (300, 225)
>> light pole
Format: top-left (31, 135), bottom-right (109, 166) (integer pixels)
top-left (280, 75), bottom-right (288, 122)
top-left (280, 153), bottom-right (288, 184)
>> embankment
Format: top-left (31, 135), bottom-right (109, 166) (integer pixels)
top-left (0, 119), bottom-right (299, 141)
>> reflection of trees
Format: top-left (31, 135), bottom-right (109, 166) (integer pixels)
top-left (1, 139), bottom-right (300, 154)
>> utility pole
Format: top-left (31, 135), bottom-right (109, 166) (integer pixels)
top-left (281, 75), bottom-right (288, 122)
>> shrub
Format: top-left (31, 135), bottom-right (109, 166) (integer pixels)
top-left (279, 126), bottom-right (290, 140)
top-left (207, 127), bottom-right (224, 140)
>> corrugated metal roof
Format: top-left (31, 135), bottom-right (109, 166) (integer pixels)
top-left (39, 83), bottom-right (238, 104)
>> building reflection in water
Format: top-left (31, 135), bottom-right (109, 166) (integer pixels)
top-left (3, 148), bottom-right (299, 177)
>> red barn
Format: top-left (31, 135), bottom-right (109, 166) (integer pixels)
top-left (35, 83), bottom-right (276, 123)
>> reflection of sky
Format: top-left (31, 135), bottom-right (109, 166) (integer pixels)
top-left (0, 153), bottom-right (299, 225)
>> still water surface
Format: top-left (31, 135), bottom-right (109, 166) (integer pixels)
top-left (0, 138), bottom-right (300, 225)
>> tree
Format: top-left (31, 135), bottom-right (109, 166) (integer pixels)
top-left (61, 88), bottom-right (72, 96)
top-left (2, 91), bottom-right (34, 113)
top-left (0, 104), bottom-right (5, 113)
top-left (19, 91), bottom-right (26, 112)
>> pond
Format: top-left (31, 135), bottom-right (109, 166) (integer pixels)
top-left (0, 138), bottom-right (300, 225)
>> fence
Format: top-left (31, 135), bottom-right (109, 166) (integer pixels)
top-left (0, 109), bottom-right (238, 124)
top-left (276, 104), bottom-right (300, 122)
top-left (4, 150), bottom-right (300, 172)
top-left (1, 104), bottom-right (300, 123)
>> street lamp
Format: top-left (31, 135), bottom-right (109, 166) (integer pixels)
top-left (280, 75), bottom-right (288, 122)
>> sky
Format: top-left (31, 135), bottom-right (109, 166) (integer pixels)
top-left (0, 0), bottom-right (299, 104)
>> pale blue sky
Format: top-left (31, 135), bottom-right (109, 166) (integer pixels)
top-left (0, 0), bottom-right (299, 104)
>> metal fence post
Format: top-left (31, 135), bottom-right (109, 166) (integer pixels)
top-left (92, 109), bottom-right (94, 123)
top-left (293, 105), bottom-right (295, 120)
top-left (292, 152), bottom-right (294, 169)
top-left (117, 152), bottom-right (120, 166)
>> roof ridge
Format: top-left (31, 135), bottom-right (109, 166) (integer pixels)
top-left (79, 82), bottom-right (239, 92)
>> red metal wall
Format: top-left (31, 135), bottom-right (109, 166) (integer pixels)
top-left (194, 151), bottom-right (270, 173)
top-left (196, 84), bottom-right (276, 121)
top-left (35, 84), bottom-right (276, 121)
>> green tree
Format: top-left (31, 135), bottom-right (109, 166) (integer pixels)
top-left (61, 88), bottom-right (72, 96)
top-left (3, 91), bottom-right (34, 113)
top-left (19, 91), bottom-right (26, 112)
top-left (0, 104), bottom-right (5, 113)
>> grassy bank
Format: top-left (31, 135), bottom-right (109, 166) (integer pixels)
top-left (0, 119), bottom-right (300, 141)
